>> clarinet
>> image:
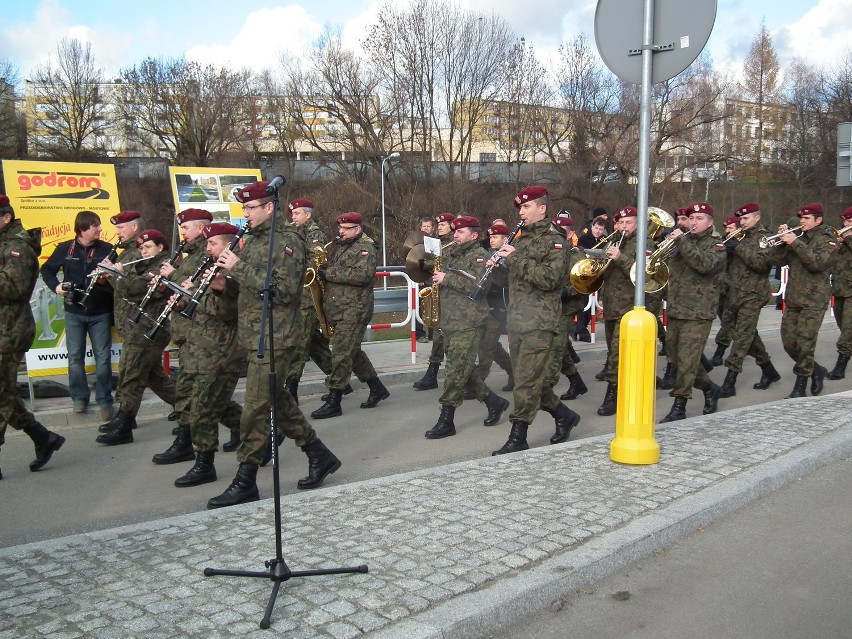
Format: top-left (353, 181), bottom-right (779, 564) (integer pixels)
top-left (130, 239), bottom-right (188, 324)
top-left (77, 241), bottom-right (120, 306)
top-left (179, 224), bottom-right (248, 320)
top-left (144, 255), bottom-right (213, 341)
top-left (468, 220), bottom-right (525, 301)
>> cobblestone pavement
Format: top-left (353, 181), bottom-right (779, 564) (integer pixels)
top-left (2, 394), bottom-right (851, 639)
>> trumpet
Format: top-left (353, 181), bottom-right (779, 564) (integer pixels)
top-left (831, 225), bottom-right (852, 242)
top-left (77, 241), bottom-right (120, 306)
top-left (759, 225), bottom-right (803, 248)
top-left (569, 230), bottom-right (625, 295)
top-left (719, 228), bottom-right (745, 244)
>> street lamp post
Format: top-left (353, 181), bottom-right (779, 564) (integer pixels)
top-left (380, 152), bottom-right (400, 288)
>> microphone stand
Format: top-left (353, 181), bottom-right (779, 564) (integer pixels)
top-left (202, 178), bottom-right (368, 630)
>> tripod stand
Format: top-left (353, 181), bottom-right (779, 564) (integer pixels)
top-left (203, 176), bottom-right (368, 630)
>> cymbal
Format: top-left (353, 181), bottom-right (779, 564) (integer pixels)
top-left (404, 244), bottom-right (430, 284)
top-left (402, 230), bottom-right (426, 254)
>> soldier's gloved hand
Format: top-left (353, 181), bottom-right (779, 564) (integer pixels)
top-left (317, 269), bottom-right (327, 281)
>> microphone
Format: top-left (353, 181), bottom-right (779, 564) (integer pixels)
top-left (265, 175), bottom-right (286, 193)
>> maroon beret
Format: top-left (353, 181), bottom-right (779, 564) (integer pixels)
top-left (840, 207), bottom-right (852, 221)
top-left (288, 199), bottom-right (314, 212)
top-left (110, 210), bottom-right (141, 225)
top-left (136, 229), bottom-right (165, 247)
top-left (0, 195), bottom-right (9, 208)
top-left (724, 215), bottom-right (740, 227)
top-left (552, 217), bottom-right (574, 228)
top-left (450, 215), bottom-right (480, 230)
top-left (613, 206), bottom-right (637, 220)
top-left (736, 202), bottom-right (759, 216)
top-left (435, 212), bottom-right (456, 224)
top-left (177, 208), bottom-right (213, 224)
top-left (487, 223), bottom-right (509, 236)
top-left (676, 207), bottom-right (690, 217)
top-left (514, 185), bottom-right (548, 208)
top-left (203, 222), bottom-right (240, 239)
top-left (234, 181), bottom-right (271, 204)
top-left (798, 202), bottom-right (823, 217)
top-left (690, 202), bottom-right (714, 217)
top-left (336, 212), bottom-right (363, 225)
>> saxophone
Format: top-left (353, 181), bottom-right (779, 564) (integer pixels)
top-left (304, 238), bottom-right (336, 338)
top-left (419, 241), bottom-right (453, 328)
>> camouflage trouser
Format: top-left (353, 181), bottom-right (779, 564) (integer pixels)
top-left (723, 298), bottom-right (770, 373)
top-left (326, 321), bottom-right (377, 390)
top-left (116, 344), bottom-right (176, 417)
top-left (441, 328), bottom-right (491, 407)
top-left (509, 329), bottom-right (560, 424)
top-left (173, 346), bottom-right (193, 427)
top-left (545, 313), bottom-right (574, 388)
top-left (603, 318), bottom-right (625, 385)
top-left (474, 315), bottom-right (512, 382)
top-left (428, 329), bottom-right (445, 364)
top-left (666, 318), bottom-right (713, 399)
top-left (287, 308), bottom-right (333, 381)
top-left (714, 292), bottom-right (734, 347)
top-left (646, 295), bottom-right (666, 345)
top-left (238, 351), bottom-right (315, 465)
top-left (185, 370), bottom-right (242, 453)
top-left (781, 306), bottom-right (827, 376)
top-left (0, 351), bottom-right (36, 445)
top-left (833, 296), bottom-right (852, 357)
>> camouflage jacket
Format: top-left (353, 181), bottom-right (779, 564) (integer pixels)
top-left (599, 232), bottom-right (637, 321)
top-left (228, 218), bottom-right (305, 352)
top-left (438, 239), bottom-right (490, 332)
top-left (768, 225), bottom-right (837, 309)
top-left (323, 231), bottom-right (376, 326)
top-left (179, 276), bottom-right (246, 375)
top-left (666, 227), bottom-right (726, 320)
top-left (0, 219), bottom-right (40, 354)
top-left (166, 236), bottom-right (210, 345)
top-left (493, 218), bottom-right (570, 335)
top-left (560, 247), bottom-right (586, 318)
top-left (831, 233), bottom-right (852, 298)
top-left (300, 218), bottom-right (329, 311)
top-left (727, 226), bottom-right (772, 306)
top-left (114, 248), bottom-right (172, 348)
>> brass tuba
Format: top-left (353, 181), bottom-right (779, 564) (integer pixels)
top-left (569, 230), bottom-right (625, 294)
top-left (628, 207), bottom-right (676, 293)
top-left (304, 238), bottom-right (336, 338)
top-left (418, 241), bottom-right (454, 328)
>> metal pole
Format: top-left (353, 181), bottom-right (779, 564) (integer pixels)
top-left (380, 152), bottom-right (399, 291)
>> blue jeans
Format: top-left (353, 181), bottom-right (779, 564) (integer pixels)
top-left (64, 311), bottom-right (113, 407)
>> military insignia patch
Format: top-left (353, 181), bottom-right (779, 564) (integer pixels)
top-left (553, 243), bottom-right (563, 250)
top-left (284, 246), bottom-right (293, 256)
top-left (10, 251), bottom-right (20, 258)
top-left (360, 250), bottom-right (369, 256)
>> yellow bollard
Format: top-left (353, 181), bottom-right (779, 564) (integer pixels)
top-left (610, 307), bottom-right (660, 464)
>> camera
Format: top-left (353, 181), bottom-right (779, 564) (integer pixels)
top-left (61, 281), bottom-right (81, 305)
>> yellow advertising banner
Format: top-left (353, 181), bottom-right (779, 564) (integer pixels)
top-left (168, 166), bottom-right (262, 228)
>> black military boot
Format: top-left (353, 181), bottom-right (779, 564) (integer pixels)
top-left (207, 463), bottom-right (259, 509)
top-left (492, 422), bottom-right (529, 455)
top-left (786, 375), bottom-right (808, 399)
top-left (596, 383), bottom-right (617, 416)
top-left (660, 397), bottom-right (687, 423)
top-left (98, 410), bottom-right (137, 433)
top-left (811, 363), bottom-right (828, 396)
top-left (167, 409), bottom-right (179, 421)
top-left (312, 388), bottom-right (343, 419)
top-left (174, 451), bottom-right (216, 487)
top-left (566, 341), bottom-right (581, 364)
top-left (658, 363), bottom-right (677, 390)
top-left (709, 343), bottom-right (727, 367)
top-left (152, 424), bottom-right (195, 464)
top-left (321, 383), bottom-right (352, 402)
top-left (719, 369), bottom-right (738, 398)
top-left (548, 404), bottom-right (581, 444)
top-left (594, 358), bottom-right (609, 381)
top-left (413, 363), bottom-right (440, 390)
top-left (95, 411), bottom-right (135, 445)
top-left (702, 383), bottom-right (721, 414)
top-left (700, 353), bottom-right (714, 372)
top-left (23, 422), bottom-right (65, 472)
top-left (285, 379), bottom-right (299, 404)
top-left (502, 373), bottom-right (515, 392)
top-left (222, 429), bottom-right (240, 452)
top-left (483, 392), bottom-right (510, 426)
top-left (827, 354), bottom-right (850, 380)
top-left (560, 372), bottom-right (588, 400)
top-left (753, 361), bottom-right (781, 389)
top-left (425, 405), bottom-right (456, 438)
top-left (297, 437), bottom-right (342, 489)
top-left (361, 377), bottom-right (390, 408)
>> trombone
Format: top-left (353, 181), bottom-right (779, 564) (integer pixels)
top-left (759, 225), bottom-right (803, 248)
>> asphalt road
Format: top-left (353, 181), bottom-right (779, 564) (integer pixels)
top-left (0, 331), bottom-right (846, 548)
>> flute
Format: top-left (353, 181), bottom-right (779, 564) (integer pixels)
top-left (468, 220), bottom-right (525, 301)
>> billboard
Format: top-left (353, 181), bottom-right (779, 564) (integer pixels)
top-left (168, 166), bottom-right (262, 228)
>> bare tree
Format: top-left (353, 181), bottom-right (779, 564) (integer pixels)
top-left (27, 38), bottom-right (109, 160)
top-left (0, 58), bottom-right (25, 157)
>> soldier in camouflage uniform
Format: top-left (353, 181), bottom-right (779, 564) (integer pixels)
top-left (422, 216), bottom-right (510, 439)
top-left (311, 212), bottom-right (390, 419)
top-left (827, 207), bottom-right (852, 380)
top-left (208, 181), bottom-right (342, 509)
top-left (708, 215), bottom-right (741, 366)
top-left (659, 202), bottom-right (726, 423)
top-left (766, 202), bottom-right (838, 398)
top-left (544, 215), bottom-right (587, 403)
top-left (285, 198), bottom-right (337, 404)
top-left (96, 221), bottom-right (177, 445)
top-left (412, 212), bottom-right (455, 391)
top-left (717, 203), bottom-right (781, 397)
top-left (0, 196), bottom-right (65, 479)
top-left (490, 186), bottom-right (581, 455)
